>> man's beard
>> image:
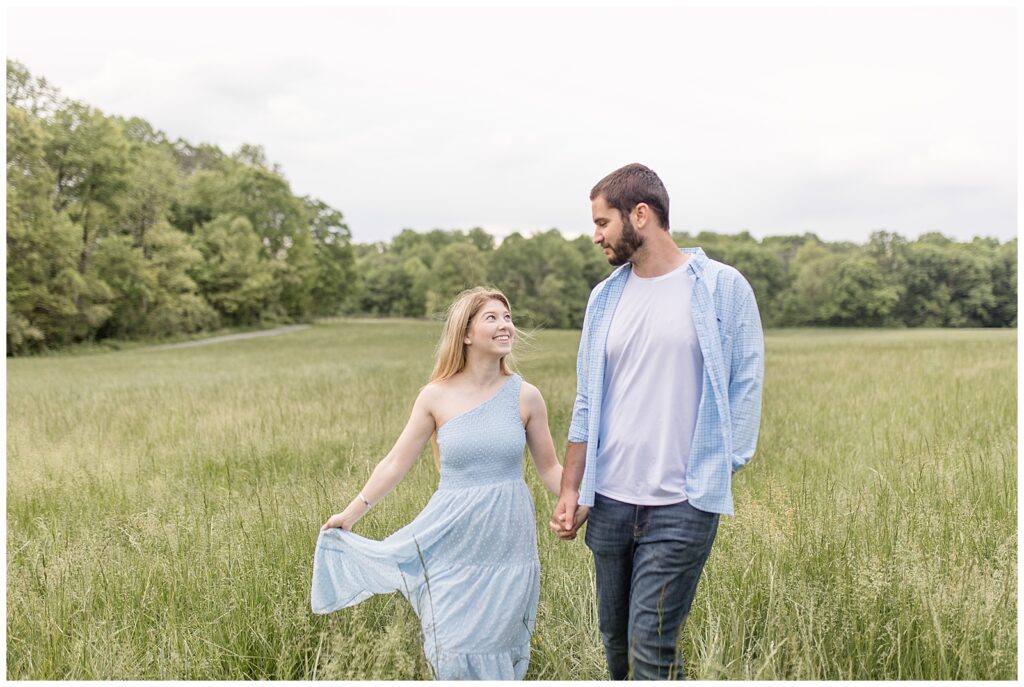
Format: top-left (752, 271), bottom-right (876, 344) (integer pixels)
top-left (605, 216), bottom-right (644, 266)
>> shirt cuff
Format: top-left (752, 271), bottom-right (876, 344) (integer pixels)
top-left (567, 427), bottom-right (588, 444)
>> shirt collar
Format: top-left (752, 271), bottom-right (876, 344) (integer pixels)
top-left (682, 247), bottom-right (707, 277)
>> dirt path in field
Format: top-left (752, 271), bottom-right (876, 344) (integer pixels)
top-left (147, 324), bottom-right (311, 351)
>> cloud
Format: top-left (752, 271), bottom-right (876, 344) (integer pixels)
top-left (7, 5), bottom-right (1016, 243)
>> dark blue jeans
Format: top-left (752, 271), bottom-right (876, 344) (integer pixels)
top-left (584, 493), bottom-right (720, 680)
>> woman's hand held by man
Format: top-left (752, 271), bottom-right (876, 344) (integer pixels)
top-left (550, 491), bottom-right (589, 540)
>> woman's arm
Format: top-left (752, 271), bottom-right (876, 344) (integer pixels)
top-left (522, 382), bottom-right (562, 495)
top-left (321, 385), bottom-right (438, 531)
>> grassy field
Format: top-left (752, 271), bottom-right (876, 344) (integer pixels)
top-left (5, 321), bottom-right (1017, 679)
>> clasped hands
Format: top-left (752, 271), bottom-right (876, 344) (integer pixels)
top-left (549, 492), bottom-right (590, 541)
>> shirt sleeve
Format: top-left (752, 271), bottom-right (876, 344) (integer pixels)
top-left (567, 294), bottom-right (593, 444)
top-left (728, 282), bottom-right (764, 472)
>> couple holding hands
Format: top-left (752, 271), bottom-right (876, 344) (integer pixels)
top-left (311, 163), bottom-right (765, 680)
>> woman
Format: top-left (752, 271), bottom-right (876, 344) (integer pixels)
top-left (311, 287), bottom-right (562, 680)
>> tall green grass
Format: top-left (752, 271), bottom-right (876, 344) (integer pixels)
top-left (6, 322), bottom-right (1016, 679)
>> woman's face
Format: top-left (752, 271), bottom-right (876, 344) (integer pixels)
top-left (465, 298), bottom-right (514, 355)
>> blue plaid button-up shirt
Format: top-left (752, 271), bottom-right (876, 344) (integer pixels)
top-left (568, 247), bottom-right (764, 515)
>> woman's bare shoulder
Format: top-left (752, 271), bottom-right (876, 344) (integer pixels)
top-left (418, 379), bottom-right (458, 404)
top-left (519, 379), bottom-right (546, 407)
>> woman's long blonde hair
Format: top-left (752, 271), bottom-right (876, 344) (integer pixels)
top-left (428, 287), bottom-right (518, 466)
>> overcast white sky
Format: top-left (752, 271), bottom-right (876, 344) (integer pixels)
top-left (6, 4), bottom-right (1018, 244)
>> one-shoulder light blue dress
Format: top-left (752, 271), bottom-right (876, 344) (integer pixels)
top-left (311, 374), bottom-right (539, 680)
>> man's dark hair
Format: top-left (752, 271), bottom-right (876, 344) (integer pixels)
top-left (590, 163), bottom-right (670, 230)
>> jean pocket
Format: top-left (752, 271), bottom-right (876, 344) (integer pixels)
top-left (585, 497), bottom-right (634, 554)
top-left (675, 501), bottom-right (720, 540)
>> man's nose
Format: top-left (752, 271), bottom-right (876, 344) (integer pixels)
top-left (592, 228), bottom-right (603, 245)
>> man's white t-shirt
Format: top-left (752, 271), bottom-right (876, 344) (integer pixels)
top-left (595, 261), bottom-right (704, 505)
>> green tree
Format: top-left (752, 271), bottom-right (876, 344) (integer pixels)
top-left (90, 235), bottom-right (156, 338)
top-left (895, 235), bottom-right (997, 327)
top-left (355, 250), bottom-right (416, 316)
top-left (190, 215), bottom-right (279, 325)
top-left (467, 227), bottom-right (496, 253)
top-left (779, 243), bottom-right (837, 325)
top-left (142, 222), bottom-right (219, 336)
top-left (44, 101), bottom-right (130, 275)
top-left (213, 150), bottom-right (317, 318)
top-left (6, 104), bottom-right (100, 352)
top-left (488, 230), bottom-right (590, 328)
top-left (782, 244), bottom-right (899, 326)
top-left (118, 129), bottom-right (181, 251)
top-left (6, 59), bottom-right (62, 118)
top-left (824, 254), bottom-right (899, 325)
top-left (401, 256), bottom-right (431, 317)
top-left (306, 198), bottom-right (356, 317)
top-left (427, 243), bottom-right (489, 315)
top-left (991, 239), bottom-right (1017, 326)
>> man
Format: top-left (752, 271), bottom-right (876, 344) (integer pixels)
top-left (551, 163), bottom-right (764, 680)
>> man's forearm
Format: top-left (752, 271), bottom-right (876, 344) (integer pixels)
top-left (561, 442), bottom-right (587, 494)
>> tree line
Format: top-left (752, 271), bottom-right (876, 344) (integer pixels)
top-left (6, 61), bottom-right (1016, 356)
top-left (347, 226), bottom-right (1016, 330)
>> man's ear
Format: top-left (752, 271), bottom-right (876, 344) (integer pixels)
top-left (634, 202), bottom-right (651, 229)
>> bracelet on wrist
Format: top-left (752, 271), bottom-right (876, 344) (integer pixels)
top-left (358, 492), bottom-right (373, 510)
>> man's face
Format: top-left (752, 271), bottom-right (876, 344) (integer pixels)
top-left (591, 195), bottom-right (644, 266)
